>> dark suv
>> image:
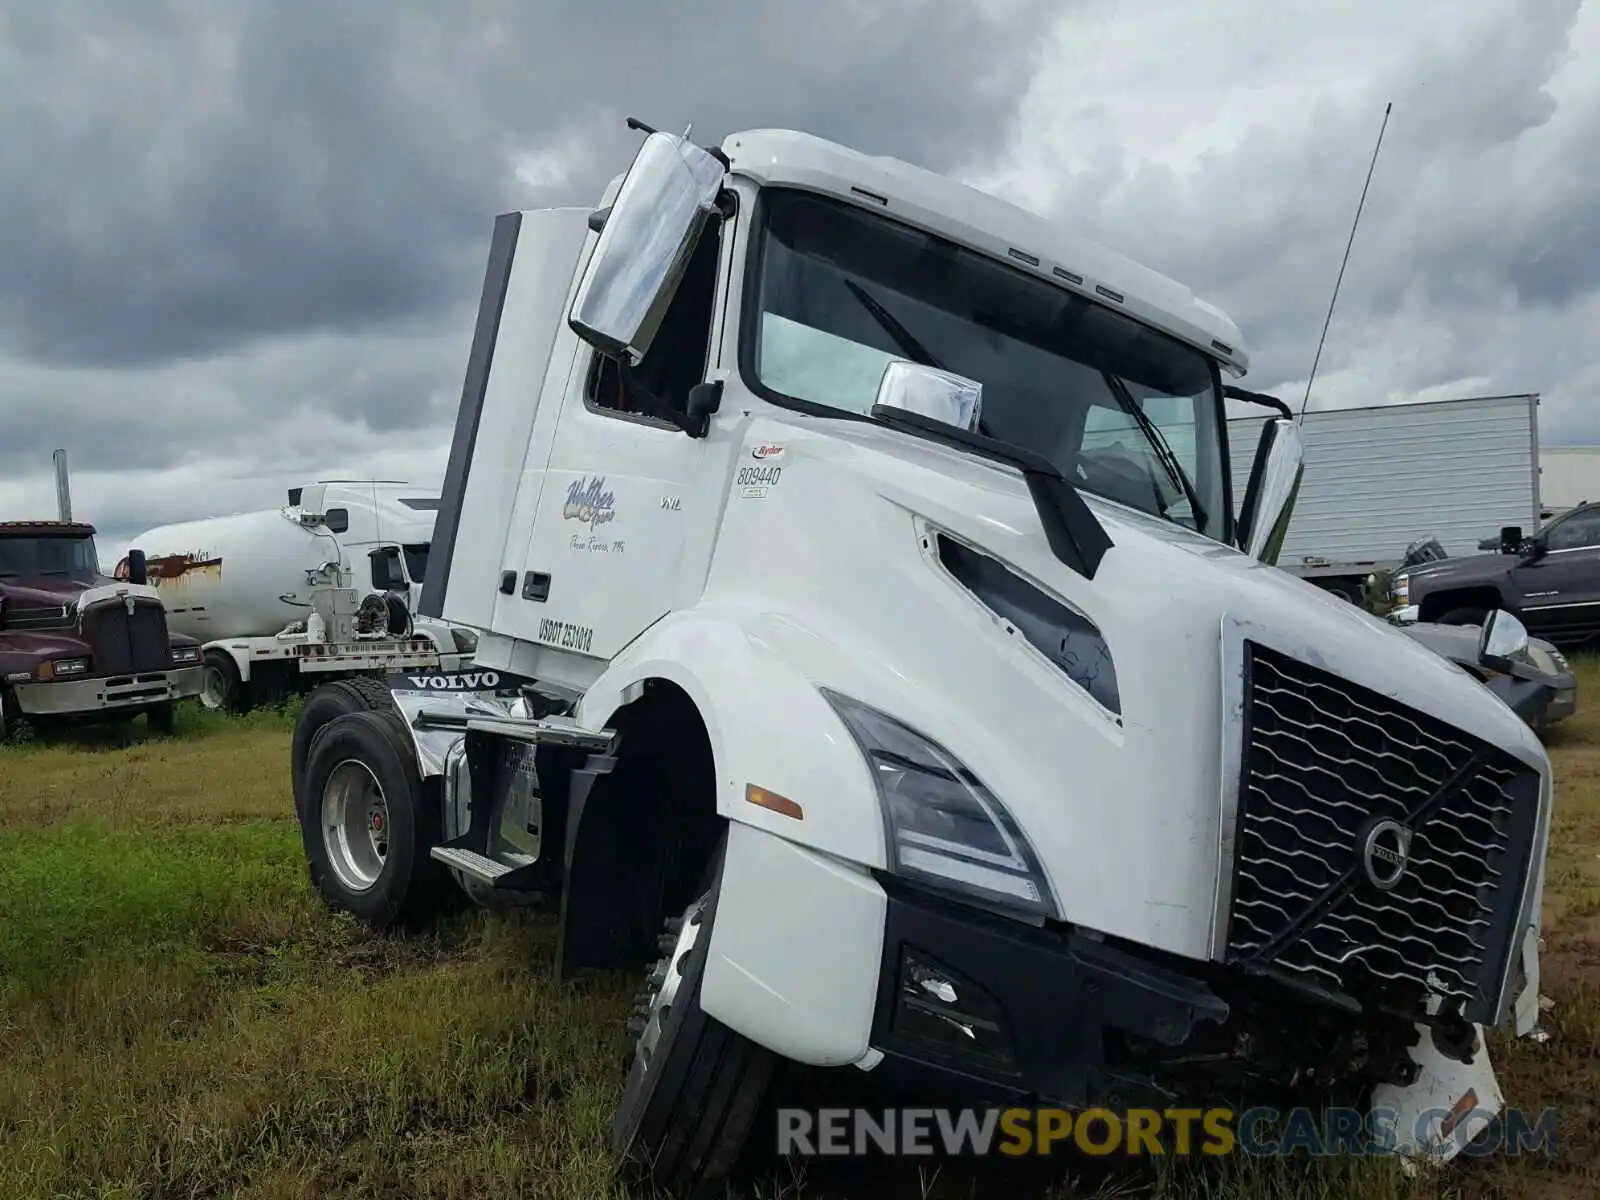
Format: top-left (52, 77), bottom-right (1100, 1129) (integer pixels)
top-left (1393, 501), bottom-right (1600, 648)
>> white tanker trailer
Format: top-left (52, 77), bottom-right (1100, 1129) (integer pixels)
top-left (120, 481), bottom-right (477, 712)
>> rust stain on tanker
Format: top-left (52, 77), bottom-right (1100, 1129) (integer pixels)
top-left (116, 552), bottom-right (223, 588)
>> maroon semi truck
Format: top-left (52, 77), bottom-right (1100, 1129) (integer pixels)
top-left (0, 520), bottom-right (205, 739)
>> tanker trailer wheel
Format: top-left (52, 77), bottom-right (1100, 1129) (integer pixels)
top-left (291, 678), bottom-right (397, 816)
top-left (298, 708), bottom-right (447, 930)
top-left (201, 649), bottom-right (253, 715)
top-left (613, 834), bottom-right (776, 1193)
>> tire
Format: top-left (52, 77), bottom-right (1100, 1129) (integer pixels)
top-left (146, 702), bottom-right (176, 735)
top-left (291, 678), bottom-right (397, 813)
top-left (297, 708), bottom-right (447, 929)
top-left (1438, 606), bottom-right (1489, 627)
top-left (612, 835), bottom-right (776, 1195)
top-left (201, 649), bottom-right (253, 714)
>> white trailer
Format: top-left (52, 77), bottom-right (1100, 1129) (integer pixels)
top-left (123, 481), bottom-right (476, 712)
top-left (1225, 393), bottom-right (1542, 601)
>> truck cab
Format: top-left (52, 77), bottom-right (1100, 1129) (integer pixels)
top-left (0, 520), bottom-right (204, 737)
top-left (288, 126), bottom-right (1552, 1190)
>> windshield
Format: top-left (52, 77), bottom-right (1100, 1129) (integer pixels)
top-left (746, 189), bottom-right (1229, 539)
top-left (0, 535), bottom-right (101, 583)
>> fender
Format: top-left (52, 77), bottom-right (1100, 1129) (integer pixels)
top-left (575, 603), bottom-right (890, 871)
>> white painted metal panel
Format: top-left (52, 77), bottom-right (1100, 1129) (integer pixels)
top-left (1535, 446), bottom-right (1600, 513)
top-left (1226, 395), bottom-right (1539, 570)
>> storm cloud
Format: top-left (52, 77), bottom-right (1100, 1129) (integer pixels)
top-left (3, 0), bottom-right (1599, 558)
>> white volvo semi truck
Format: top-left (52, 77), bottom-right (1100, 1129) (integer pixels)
top-left (287, 123), bottom-right (1553, 1191)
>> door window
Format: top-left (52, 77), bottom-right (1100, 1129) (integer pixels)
top-left (1544, 507), bottom-right (1600, 552)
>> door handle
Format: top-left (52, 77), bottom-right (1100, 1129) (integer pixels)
top-left (522, 571), bottom-right (551, 602)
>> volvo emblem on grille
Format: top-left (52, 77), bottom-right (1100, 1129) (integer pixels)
top-left (1359, 818), bottom-right (1414, 891)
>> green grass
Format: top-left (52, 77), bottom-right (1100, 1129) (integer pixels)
top-left (2, 664), bottom-right (1599, 1198)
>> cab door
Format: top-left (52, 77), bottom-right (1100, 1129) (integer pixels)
top-left (1512, 503), bottom-right (1600, 643)
top-left (498, 205), bottom-right (737, 661)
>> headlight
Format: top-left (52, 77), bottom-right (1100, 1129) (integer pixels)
top-left (49, 657), bottom-right (90, 677)
top-left (1392, 573), bottom-right (1410, 605)
top-left (171, 645), bottom-right (201, 664)
top-left (821, 688), bottom-right (1057, 920)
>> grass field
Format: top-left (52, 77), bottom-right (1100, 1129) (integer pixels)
top-left (1, 668), bottom-right (1598, 1200)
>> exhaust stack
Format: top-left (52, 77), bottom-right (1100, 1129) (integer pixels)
top-left (53, 448), bottom-right (72, 522)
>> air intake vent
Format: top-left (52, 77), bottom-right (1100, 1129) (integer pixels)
top-left (935, 535), bottom-right (1119, 716)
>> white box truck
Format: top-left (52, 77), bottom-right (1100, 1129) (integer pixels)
top-left (122, 481), bottom-right (477, 713)
top-left (283, 123), bottom-right (1551, 1191)
top-left (1225, 394), bottom-right (1542, 602)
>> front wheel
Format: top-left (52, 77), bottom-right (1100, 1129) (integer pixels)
top-left (146, 702), bottom-right (176, 735)
top-left (297, 708), bottom-right (447, 929)
top-left (201, 649), bottom-right (252, 714)
top-left (612, 836), bottom-right (776, 1194)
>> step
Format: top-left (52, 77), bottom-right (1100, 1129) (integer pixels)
top-left (463, 712), bottom-right (616, 753)
top-left (430, 845), bottom-right (516, 883)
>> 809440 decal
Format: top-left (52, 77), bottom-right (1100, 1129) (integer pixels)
top-left (537, 618), bottom-right (594, 653)
top-left (737, 463), bottom-right (782, 498)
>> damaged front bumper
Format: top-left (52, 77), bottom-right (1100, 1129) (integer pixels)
top-left (863, 878), bottom-right (1546, 1164)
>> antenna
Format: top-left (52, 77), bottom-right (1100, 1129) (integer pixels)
top-left (1299, 102), bottom-right (1392, 422)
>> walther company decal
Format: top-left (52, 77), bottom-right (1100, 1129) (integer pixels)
top-left (564, 476), bottom-right (616, 530)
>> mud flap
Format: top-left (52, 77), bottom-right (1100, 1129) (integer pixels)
top-left (1513, 924), bottom-right (1543, 1039)
top-left (1368, 1023), bottom-right (1504, 1167)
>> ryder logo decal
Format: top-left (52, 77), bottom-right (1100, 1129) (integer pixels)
top-left (751, 443), bottom-right (785, 460)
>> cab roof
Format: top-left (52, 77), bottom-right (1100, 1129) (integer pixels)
top-left (718, 127), bottom-right (1249, 376)
top-left (0, 520), bottom-right (97, 537)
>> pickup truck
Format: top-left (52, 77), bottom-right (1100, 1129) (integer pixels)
top-left (1391, 501), bottom-right (1600, 649)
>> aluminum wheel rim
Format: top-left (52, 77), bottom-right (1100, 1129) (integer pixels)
top-left (200, 664), bottom-right (228, 710)
top-left (629, 896), bottom-right (706, 1078)
top-left (321, 759), bottom-right (391, 893)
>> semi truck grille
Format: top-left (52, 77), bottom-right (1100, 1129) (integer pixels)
top-left (1226, 641), bottom-right (1541, 1026)
top-left (84, 600), bottom-right (172, 675)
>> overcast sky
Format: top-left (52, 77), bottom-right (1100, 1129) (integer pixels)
top-left (3, 0), bottom-right (1597, 562)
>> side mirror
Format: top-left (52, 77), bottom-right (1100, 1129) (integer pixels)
top-left (369, 547), bottom-right (407, 593)
top-left (870, 359), bottom-right (984, 433)
top-left (1236, 418), bottom-right (1305, 564)
top-left (1499, 525), bottom-right (1525, 557)
top-left (1478, 609), bottom-right (1530, 672)
top-left (126, 549), bottom-right (149, 587)
top-left (567, 131), bottom-right (727, 364)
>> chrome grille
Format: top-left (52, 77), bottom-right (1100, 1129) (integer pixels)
top-left (1226, 642), bottom-right (1540, 1025)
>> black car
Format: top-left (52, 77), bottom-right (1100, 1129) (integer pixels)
top-left (1391, 501), bottom-right (1600, 649)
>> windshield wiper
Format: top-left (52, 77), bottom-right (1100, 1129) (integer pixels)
top-left (1100, 372), bottom-right (1207, 532)
top-left (844, 280), bottom-right (945, 372)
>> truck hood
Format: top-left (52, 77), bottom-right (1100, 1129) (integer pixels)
top-left (1400, 552), bottom-right (1517, 591)
top-left (757, 416), bottom-right (1549, 959)
top-left (0, 577), bottom-right (98, 606)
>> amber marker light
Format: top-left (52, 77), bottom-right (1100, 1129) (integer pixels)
top-left (746, 783), bottom-right (804, 820)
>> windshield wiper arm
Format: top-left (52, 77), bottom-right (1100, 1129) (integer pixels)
top-left (1101, 372), bottom-right (1207, 531)
top-left (844, 280), bottom-right (945, 372)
